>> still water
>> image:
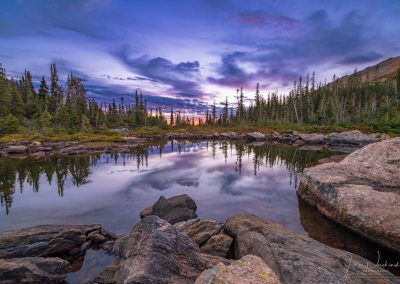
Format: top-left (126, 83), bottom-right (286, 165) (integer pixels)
top-left (0, 140), bottom-right (399, 281)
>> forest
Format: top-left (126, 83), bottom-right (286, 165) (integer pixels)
top-left (0, 63), bottom-right (400, 137)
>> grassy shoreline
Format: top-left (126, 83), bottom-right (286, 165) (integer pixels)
top-left (0, 123), bottom-right (396, 144)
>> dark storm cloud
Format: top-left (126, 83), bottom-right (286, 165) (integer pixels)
top-left (114, 47), bottom-right (206, 99)
top-left (338, 52), bottom-right (383, 64)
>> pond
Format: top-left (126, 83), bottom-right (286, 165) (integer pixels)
top-left (0, 140), bottom-right (399, 281)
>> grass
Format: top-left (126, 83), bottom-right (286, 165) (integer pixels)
top-left (0, 123), bottom-right (397, 143)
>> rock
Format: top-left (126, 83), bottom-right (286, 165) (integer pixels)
top-left (292, 139), bottom-right (306, 146)
top-left (328, 130), bottom-right (376, 146)
top-left (100, 216), bottom-right (207, 284)
top-left (0, 224), bottom-right (115, 261)
top-left (29, 141), bottom-right (42, 147)
top-left (176, 219), bottom-right (223, 246)
top-left (194, 255), bottom-right (281, 284)
top-left (59, 145), bottom-right (88, 156)
top-left (298, 138), bottom-right (400, 253)
top-left (139, 206), bottom-right (154, 218)
top-left (317, 154), bottom-right (347, 165)
top-left (277, 134), bottom-right (298, 144)
top-left (124, 137), bottom-right (147, 144)
top-left (148, 194), bottom-right (198, 224)
top-left (246, 132), bottom-right (265, 141)
top-left (6, 145), bottom-right (28, 155)
top-left (200, 253), bottom-right (233, 268)
top-left (201, 233), bottom-right (233, 258)
top-left (299, 133), bottom-right (326, 144)
top-left (224, 214), bottom-right (397, 283)
top-left (0, 257), bottom-right (70, 284)
top-left (31, 151), bottom-right (46, 159)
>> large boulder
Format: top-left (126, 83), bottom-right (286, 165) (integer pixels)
top-left (0, 257), bottom-right (70, 284)
top-left (298, 138), bottom-right (400, 253)
top-left (224, 214), bottom-right (397, 284)
top-left (140, 194), bottom-right (198, 224)
top-left (96, 216), bottom-right (208, 284)
top-left (246, 132), bottom-right (265, 141)
top-left (327, 130), bottom-right (376, 146)
top-left (195, 255), bottom-right (281, 284)
top-left (0, 224), bottom-right (116, 262)
top-left (299, 133), bottom-right (326, 144)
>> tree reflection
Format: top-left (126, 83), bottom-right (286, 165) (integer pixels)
top-left (0, 140), bottom-right (337, 214)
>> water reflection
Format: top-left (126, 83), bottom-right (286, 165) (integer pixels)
top-left (0, 141), bottom-right (331, 215)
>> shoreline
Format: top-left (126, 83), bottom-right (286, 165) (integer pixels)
top-left (0, 130), bottom-right (387, 159)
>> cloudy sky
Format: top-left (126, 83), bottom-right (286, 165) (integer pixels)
top-left (1, 0), bottom-right (399, 114)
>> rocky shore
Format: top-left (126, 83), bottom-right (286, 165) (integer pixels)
top-left (0, 130), bottom-right (387, 159)
top-left (0, 194), bottom-right (398, 283)
top-left (298, 137), bottom-right (400, 253)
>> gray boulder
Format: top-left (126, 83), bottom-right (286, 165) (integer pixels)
top-left (299, 133), bottom-right (326, 144)
top-left (140, 194), bottom-right (198, 224)
top-left (0, 257), bottom-right (70, 284)
top-left (298, 138), bottom-right (400, 253)
top-left (328, 130), bottom-right (376, 146)
top-left (96, 216), bottom-right (208, 284)
top-left (6, 145), bottom-right (28, 155)
top-left (224, 214), bottom-right (397, 284)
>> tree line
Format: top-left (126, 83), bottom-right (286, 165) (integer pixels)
top-left (1, 63), bottom-right (400, 135)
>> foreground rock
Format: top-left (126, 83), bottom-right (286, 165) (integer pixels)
top-left (140, 194), bottom-right (198, 224)
top-left (0, 224), bottom-right (116, 261)
top-left (224, 214), bottom-right (397, 283)
top-left (0, 257), bottom-right (70, 284)
top-left (195, 255), bottom-right (281, 284)
top-left (174, 219), bottom-right (233, 258)
top-left (94, 216), bottom-right (208, 283)
top-left (298, 138), bottom-right (400, 252)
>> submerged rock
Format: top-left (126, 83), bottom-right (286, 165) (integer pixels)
top-left (95, 216), bottom-right (208, 284)
top-left (298, 138), bottom-right (400, 253)
top-left (140, 194), bottom-right (198, 224)
top-left (0, 257), bottom-right (70, 284)
top-left (224, 214), bottom-right (397, 283)
top-left (195, 255), bottom-right (281, 284)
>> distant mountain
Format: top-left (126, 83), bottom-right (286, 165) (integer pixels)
top-left (340, 56), bottom-right (400, 83)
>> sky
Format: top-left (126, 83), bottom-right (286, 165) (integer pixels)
top-left (0, 0), bottom-right (399, 114)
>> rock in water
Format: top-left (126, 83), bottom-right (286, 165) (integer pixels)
top-left (195, 255), bottom-right (281, 284)
top-left (224, 214), bottom-right (397, 284)
top-left (141, 194), bottom-right (198, 224)
top-left (0, 224), bottom-right (115, 261)
top-left (299, 133), bottom-right (326, 144)
top-left (97, 216), bottom-right (207, 284)
top-left (0, 257), bottom-right (70, 284)
top-left (246, 132), bottom-right (265, 141)
top-left (298, 138), bottom-right (400, 253)
top-left (328, 130), bottom-right (376, 146)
